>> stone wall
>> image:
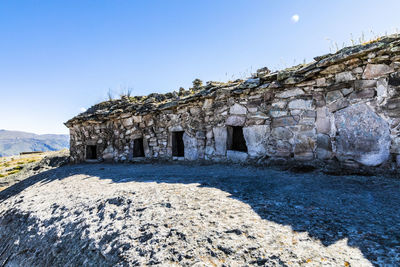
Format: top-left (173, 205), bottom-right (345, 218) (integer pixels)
top-left (65, 35), bottom-right (400, 173)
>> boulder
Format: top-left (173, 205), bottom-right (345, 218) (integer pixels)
top-left (243, 125), bottom-right (270, 157)
top-left (334, 103), bottom-right (390, 166)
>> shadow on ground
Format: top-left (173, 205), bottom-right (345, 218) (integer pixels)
top-left (1, 163), bottom-right (399, 264)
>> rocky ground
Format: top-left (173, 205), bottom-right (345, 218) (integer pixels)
top-left (0, 161), bottom-right (399, 266)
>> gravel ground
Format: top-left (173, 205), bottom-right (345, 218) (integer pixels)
top-left (0, 163), bottom-right (399, 266)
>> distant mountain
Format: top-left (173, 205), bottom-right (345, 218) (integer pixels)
top-left (0, 130), bottom-right (69, 157)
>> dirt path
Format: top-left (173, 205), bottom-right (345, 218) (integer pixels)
top-left (0, 163), bottom-right (399, 266)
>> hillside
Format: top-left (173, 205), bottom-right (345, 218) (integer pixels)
top-left (0, 130), bottom-right (69, 157)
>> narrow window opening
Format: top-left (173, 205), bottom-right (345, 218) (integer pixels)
top-left (86, 145), bottom-right (98, 160)
top-left (133, 138), bottom-right (145, 157)
top-left (227, 126), bottom-right (247, 152)
top-left (172, 131), bottom-right (185, 157)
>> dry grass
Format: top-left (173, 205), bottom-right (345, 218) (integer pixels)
top-left (0, 153), bottom-right (46, 178)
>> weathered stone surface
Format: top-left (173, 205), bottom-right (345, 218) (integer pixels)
top-left (316, 133), bottom-right (332, 159)
top-left (354, 80), bottom-right (377, 90)
top-left (244, 78), bottom-right (260, 88)
top-left (362, 64), bottom-right (394, 79)
top-left (327, 98), bottom-right (349, 112)
top-left (275, 88), bottom-right (305, 98)
top-left (294, 135), bottom-right (315, 161)
top-left (226, 115), bottom-right (246, 126)
top-left (226, 150), bottom-right (248, 162)
top-left (348, 88), bottom-right (375, 100)
top-left (202, 98), bottom-right (213, 109)
top-left (243, 125), bottom-right (270, 157)
top-left (376, 78), bottom-right (388, 104)
top-left (272, 140), bottom-right (292, 157)
top-left (340, 87), bottom-right (353, 96)
top-left (102, 145), bottom-right (115, 161)
top-left (271, 127), bottom-right (293, 140)
top-left (320, 63), bottom-right (345, 75)
top-left (271, 116), bottom-right (300, 128)
top-left (132, 116), bottom-right (142, 123)
top-left (288, 99), bottom-right (312, 110)
top-left (315, 107), bottom-right (331, 134)
top-left (326, 90), bottom-right (343, 104)
top-left (230, 103), bottom-right (247, 115)
top-left (269, 110), bottom-right (287, 117)
top-left (335, 71), bottom-right (354, 82)
top-left (213, 127), bottom-right (227, 156)
top-left (122, 117), bottom-right (133, 127)
top-left (183, 133), bottom-right (198, 160)
top-left (334, 103), bottom-right (390, 166)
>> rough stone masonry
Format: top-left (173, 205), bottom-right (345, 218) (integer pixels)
top-left (65, 35), bottom-right (400, 174)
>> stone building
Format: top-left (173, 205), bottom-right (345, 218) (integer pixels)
top-left (65, 35), bottom-right (400, 173)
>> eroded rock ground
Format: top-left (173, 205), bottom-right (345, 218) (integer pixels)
top-left (0, 163), bottom-right (399, 266)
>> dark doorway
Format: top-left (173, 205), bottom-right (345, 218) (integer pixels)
top-left (133, 138), bottom-right (145, 157)
top-left (172, 131), bottom-right (185, 157)
top-left (86, 145), bottom-right (97, 160)
top-left (227, 126), bottom-right (247, 152)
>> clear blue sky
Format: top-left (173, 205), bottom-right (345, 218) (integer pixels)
top-left (1, 1), bottom-right (400, 134)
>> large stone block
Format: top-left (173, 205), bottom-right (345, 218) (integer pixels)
top-left (288, 99), bottom-right (313, 110)
top-left (226, 115), bottom-right (246, 126)
top-left (243, 125), bottom-right (270, 157)
top-left (102, 145), bottom-right (115, 161)
top-left (227, 150), bottom-right (248, 162)
top-left (122, 117), bottom-right (134, 127)
top-left (325, 90), bottom-right (343, 104)
top-left (335, 71), bottom-right (354, 82)
top-left (275, 88), bottom-right (305, 98)
top-left (316, 133), bottom-right (332, 159)
top-left (271, 127), bottom-right (293, 140)
top-left (183, 133), bottom-right (198, 161)
top-left (334, 103), bottom-right (390, 166)
top-left (271, 116), bottom-right (300, 128)
top-left (362, 64), bottom-right (394, 79)
top-left (316, 107), bottom-right (331, 134)
top-left (213, 127), bottom-right (227, 156)
top-left (294, 135), bottom-right (315, 161)
top-left (230, 103), bottom-right (247, 115)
